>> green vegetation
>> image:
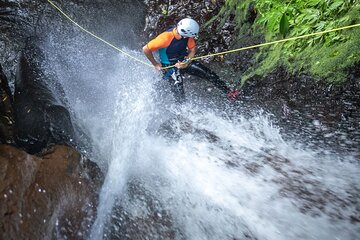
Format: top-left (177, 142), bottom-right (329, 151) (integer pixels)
top-left (211, 0), bottom-right (360, 84)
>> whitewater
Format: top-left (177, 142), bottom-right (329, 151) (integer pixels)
top-left (49, 47), bottom-right (359, 239)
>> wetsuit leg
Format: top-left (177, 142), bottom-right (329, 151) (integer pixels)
top-left (183, 61), bottom-right (229, 93)
top-left (163, 68), bottom-right (185, 103)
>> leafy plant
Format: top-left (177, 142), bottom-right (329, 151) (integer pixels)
top-left (211, 0), bottom-right (360, 83)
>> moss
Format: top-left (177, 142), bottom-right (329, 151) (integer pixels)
top-left (240, 44), bottom-right (283, 85)
top-left (239, 26), bottom-right (360, 85)
top-left (217, 0), bottom-right (360, 85)
top-left (307, 28), bottom-right (360, 82)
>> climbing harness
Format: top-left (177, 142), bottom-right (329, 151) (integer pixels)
top-left (47, 0), bottom-right (360, 70)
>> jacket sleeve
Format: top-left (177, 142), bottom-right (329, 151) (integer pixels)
top-left (147, 32), bottom-right (173, 51)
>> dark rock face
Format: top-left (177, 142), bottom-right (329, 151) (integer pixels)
top-left (14, 39), bottom-right (75, 154)
top-left (143, 0), bottom-right (261, 75)
top-left (143, 0), bottom-right (230, 58)
top-left (0, 2), bottom-right (111, 237)
top-left (0, 144), bottom-right (103, 240)
top-left (1, 0), bottom-right (146, 85)
top-left (0, 64), bottom-right (14, 144)
top-left (105, 179), bottom-right (182, 240)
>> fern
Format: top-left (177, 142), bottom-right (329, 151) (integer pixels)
top-left (214, 0), bottom-right (360, 83)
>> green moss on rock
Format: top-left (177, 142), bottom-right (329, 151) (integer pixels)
top-left (214, 0), bottom-right (360, 85)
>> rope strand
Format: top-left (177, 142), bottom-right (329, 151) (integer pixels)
top-left (47, 0), bottom-right (153, 67)
top-left (47, 0), bottom-right (360, 70)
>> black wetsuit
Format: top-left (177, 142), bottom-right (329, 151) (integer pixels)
top-left (162, 61), bottom-right (229, 103)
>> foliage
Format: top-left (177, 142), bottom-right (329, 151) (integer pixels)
top-left (210, 0), bottom-right (360, 84)
top-left (256, 0), bottom-right (357, 46)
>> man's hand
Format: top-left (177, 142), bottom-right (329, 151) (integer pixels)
top-left (154, 62), bottom-right (162, 71)
top-left (175, 60), bottom-right (189, 69)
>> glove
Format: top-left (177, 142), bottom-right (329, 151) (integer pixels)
top-left (227, 89), bottom-right (239, 101)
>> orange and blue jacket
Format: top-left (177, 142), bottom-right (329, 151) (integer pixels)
top-left (147, 28), bottom-right (196, 65)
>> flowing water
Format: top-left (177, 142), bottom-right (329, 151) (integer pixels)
top-left (39, 2), bottom-right (360, 240)
top-left (50, 47), bottom-right (359, 239)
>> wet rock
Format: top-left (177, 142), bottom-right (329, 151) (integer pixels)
top-left (243, 162), bottom-right (262, 174)
top-left (143, 0), bottom-right (261, 74)
top-left (143, 0), bottom-right (230, 58)
top-left (0, 64), bottom-right (15, 144)
top-left (261, 151), bottom-right (360, 223)
top-left (106, 179), bottom-right (181, 240)
top-left (277, 176), bottom-right (360, 222)
top-left (0, 0), bottom-right (39, 86)
top-left (157, 115), bottom-right (220, 142)
top-left (0, 144), bottom-right (104, 240)
top-left (13, 39), bottom-right (76, 154)
top-left (1, 0), bottom-right (147, 86)
top-left (241, 64), bottom-right (360, 151)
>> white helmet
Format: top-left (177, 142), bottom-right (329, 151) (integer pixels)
top-left (177, 18), bottom-right (199, 38)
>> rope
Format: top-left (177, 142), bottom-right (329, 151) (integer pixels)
top-left (47, 0), bottom-right (360, 70)
top-left (192, 23), bottom-right (360, 61)
top-left (157, 22), bottom-right (360, 69)
top-left (47, 0), bottom-right (153, 67)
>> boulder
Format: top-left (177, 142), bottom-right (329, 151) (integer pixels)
top-left (14, 39), bottom-right (76, 154)
top-left (0, 144), bottom-right (103, 239)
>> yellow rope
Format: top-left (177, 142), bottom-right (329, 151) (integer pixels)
top-left (47, 0), bottom-right (153, 67)
top-left (192, 23), bottom-right (360, 61)
top-left (159, 22), bottom-right (360, 69)
top-left (47, 0), bottom-right (360, 70)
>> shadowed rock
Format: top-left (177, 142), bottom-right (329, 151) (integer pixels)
top-left (106, 179), bottom-right (181, 240)
top-left (14, 39), bottom-right (75, 154)
top-left (0, 64), bottom-right (14, 144)
top-left (157, 115), bottom-right (220, 143)
top-left (0, 144), bottom-right (104, 239)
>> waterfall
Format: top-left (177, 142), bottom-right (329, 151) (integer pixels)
top-left (89, 53), bottom-right (156, 239)
top-left (49, 41), bottom-right (359, 240)
top-left (42, 2), bottom-right (359, 239)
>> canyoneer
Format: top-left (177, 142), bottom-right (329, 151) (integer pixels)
top-left (143, 18), bottom-right (239, 103)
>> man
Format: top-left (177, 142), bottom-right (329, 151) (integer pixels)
top-left (143, 18), bottom-right (238, 103)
